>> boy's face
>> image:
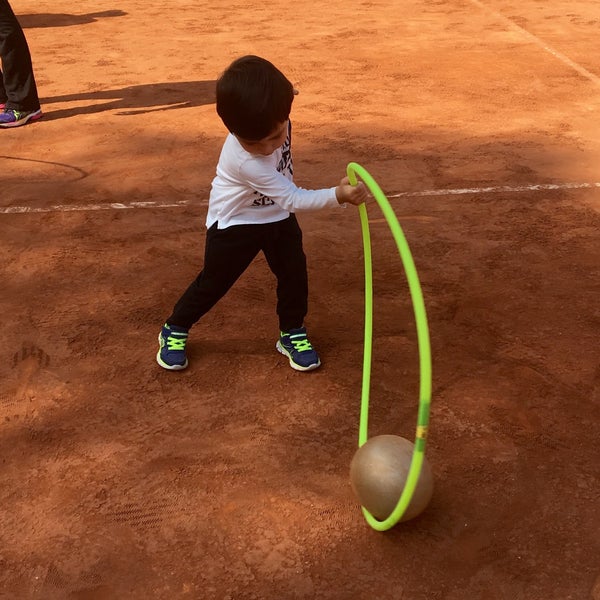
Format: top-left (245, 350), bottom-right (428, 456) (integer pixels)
top-left (235, 120), bottom-right (289, 156)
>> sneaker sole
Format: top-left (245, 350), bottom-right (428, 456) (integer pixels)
top-left (0, 109), bottom-right (43, 128)
top-left (276, 340), bottom-right (321, 372)
top-left (156, 334), bottom-right (188, 370)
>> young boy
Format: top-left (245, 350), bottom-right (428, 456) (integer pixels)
top-left (157, 55), bottom-right (368, 372)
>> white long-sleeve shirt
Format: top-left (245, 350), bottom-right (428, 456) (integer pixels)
top-left (206, 127), bottom-right (339, 229)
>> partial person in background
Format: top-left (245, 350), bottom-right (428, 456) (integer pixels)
top-left (0, 0), bottom-right (42, 128)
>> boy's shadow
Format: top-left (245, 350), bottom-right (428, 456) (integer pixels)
top-left (40, 81), bottom-right (217, 120)
top-left (18, 10), bottom-right (127, 28)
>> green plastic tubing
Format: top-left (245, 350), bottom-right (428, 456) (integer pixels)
top-left (347, 162), bottom-right (432, 531)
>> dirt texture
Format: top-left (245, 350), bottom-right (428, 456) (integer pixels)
top-left (1, 1), bottom-right (599, 599)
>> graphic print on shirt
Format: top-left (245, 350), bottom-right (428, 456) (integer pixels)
top-left (251, 192), bottom-right (275, 206)
top-left (277, 134), bottom-right (293, 178)
top-left (251, 130), bottom-right (293, 208)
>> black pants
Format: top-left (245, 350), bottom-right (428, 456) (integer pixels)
top-left (167, 214), bottom-right (308, 332)
top-left (0, 0), bottom-right (40, 111)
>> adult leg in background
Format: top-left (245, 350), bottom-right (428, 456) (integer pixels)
top-left (0, 0), bottom-right (40, 111)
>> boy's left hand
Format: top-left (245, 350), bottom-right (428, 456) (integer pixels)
top-left (336, 177), bottom-right (369, 206)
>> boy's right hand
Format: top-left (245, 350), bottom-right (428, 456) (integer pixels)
top-left (335, 177), bottom-right (369, 206)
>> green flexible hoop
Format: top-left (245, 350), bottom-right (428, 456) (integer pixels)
top-left (347, 162), bottom-right (432, 531)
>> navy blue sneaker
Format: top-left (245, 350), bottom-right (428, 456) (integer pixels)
top-left (157, 323), bottom-right (189, 370)
top-left (276, 327), bottom-right (321, 371)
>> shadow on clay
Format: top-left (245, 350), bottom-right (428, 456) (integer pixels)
top-left (39, 80), bottom-right (217, 121)
top-left (18, 10), bottom-right (127, 29)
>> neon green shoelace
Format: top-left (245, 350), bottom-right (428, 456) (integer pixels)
top-left (291, 336), bottom-right (312, 352)
top-left (167, 335), bottom-right (187, 350)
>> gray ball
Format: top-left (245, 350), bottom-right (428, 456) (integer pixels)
top-left (350, 434), bottom-right (434, 522)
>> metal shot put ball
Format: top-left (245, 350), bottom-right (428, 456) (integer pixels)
top-left (350, 434), bottom-right (434, 522)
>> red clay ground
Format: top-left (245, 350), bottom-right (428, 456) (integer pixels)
top-left (1, 1), bottom-right (599, 599)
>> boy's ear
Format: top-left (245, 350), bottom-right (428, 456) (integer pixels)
top-left (293, 88), bottom-right (299, 96)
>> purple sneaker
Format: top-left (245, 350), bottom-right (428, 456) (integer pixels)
top-left (0, 108), bottom-right (43, 128)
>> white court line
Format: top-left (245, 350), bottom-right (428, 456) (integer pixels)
top-left (0, 200), bottom-right (191, 214)
top-left (1, 182), bottom-right (599, 215)
top-left (468, 0), bottom-right (600, 87)
top-left (388, 181), bottom-right (600, 198)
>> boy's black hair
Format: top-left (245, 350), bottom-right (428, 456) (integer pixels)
top-left (216, 55), bottom-right (294, 141)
